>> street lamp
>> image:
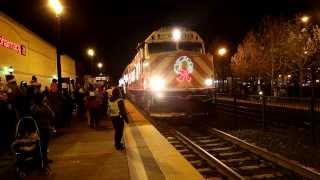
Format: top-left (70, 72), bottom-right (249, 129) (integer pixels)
top-left (217, 47), bottom-right (227, 56)
top-left (87, 48), bottom-right (95, 57)
top-left (217, 47), bottom-right (228, 93)
top-left (48, 0), bottom-right (63, 93)
top-left (301, 15), bottom-right (310, 24)
top-left (97, 62), bottom-right (103, 69)
top-left (87, 48), bottom-right (95, 75)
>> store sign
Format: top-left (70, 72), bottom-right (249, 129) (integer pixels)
top-left (0, 35), bottom-right (26, 56)
top-left (174, 56), bottom-right (193, 82)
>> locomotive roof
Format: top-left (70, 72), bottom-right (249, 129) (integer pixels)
top-left (145, 27), bottom-right (204, 43)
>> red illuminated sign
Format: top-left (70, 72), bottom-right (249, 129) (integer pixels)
top-left (0, 35), bottom-right (26, 56)
top-left (176, 68), bottom-right (192, 82)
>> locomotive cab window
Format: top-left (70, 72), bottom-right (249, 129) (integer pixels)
top-left (179, 42), bottom-right (203, 53)
top-left (148, 42), bottom-right (176, 54)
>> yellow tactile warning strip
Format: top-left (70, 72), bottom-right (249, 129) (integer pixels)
top-left (124, 100), bottom-right (204, 180)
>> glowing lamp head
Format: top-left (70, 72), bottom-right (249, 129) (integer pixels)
top-left (172, 28), bottom-right (182, 42)
top-left (87, 48), bottom-right (95, 57)
top-left (218, 47), bottom-right (227, 56)
top-left (49, 0), bottom-right (63, 15)
top-left (204, 78), bottom-right (213, 86)
top-left (97, 62), bottom-right (103, 68)
top-left (301, 15), bottom-right (310, 23)
top-left (259, 91), bottom-right (263, 96)
top-left (150, 76), bottom-right (165, 91)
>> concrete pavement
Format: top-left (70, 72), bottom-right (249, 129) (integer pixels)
top-left (30, 119), bottom-right (130, 180)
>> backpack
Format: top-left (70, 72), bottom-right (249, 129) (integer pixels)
top-left (108, 99), bottom-right (122, 117)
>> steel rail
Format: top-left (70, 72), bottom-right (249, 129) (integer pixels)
top-left (175, 130), bottom-right (244, 180)
top-left (210, 128), bottom-right (320, 180)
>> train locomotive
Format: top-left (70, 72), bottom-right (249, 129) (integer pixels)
top-left (119, 27), bottom-right (214, 117)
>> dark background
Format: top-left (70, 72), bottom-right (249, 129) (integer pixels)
top-left (1, 0), bottom-right (319, 81)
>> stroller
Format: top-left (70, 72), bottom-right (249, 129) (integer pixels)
top-left (11, 116), bottom-right (44, 178)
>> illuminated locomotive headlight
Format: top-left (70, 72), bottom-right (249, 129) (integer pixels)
top-left (150, 76), bottom-right (166, 91)
top-left (204, 78), bottom-right (213, 86)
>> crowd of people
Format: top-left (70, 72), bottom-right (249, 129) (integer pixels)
top-left (0, 74), bottom-right (122, 174)
top-left (0, 74), bottom-right (128, 177)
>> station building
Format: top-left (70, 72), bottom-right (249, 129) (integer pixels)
top-left (0, 12), bottom-right (76, 89)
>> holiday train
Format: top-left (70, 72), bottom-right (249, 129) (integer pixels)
top-left (119, 27), bottom-right (214, 117)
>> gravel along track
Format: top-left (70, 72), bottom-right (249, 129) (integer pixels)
top-left (157, 125), bottom-right (320, 180)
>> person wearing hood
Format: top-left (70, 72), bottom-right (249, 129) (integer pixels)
top-left (108, 87), bottom-right (128, 150)
top-left (30, 75), bottom-right (41, 93)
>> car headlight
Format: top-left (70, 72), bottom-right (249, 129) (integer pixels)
top-left (204, 78), bottom-right (213, 86)
top-left (150, 76), bottom-right (165, 91)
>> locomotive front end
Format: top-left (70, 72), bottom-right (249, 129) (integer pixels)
top-left (121, 27), bottom-right (215, 117)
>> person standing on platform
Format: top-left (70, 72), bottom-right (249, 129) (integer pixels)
top-left (30, 75), bottom-right (41, 93)
top-left (108, 87), bottom-right (128, 150)
top-left (31, 93), bottom-right (54, 168)
top-left (86, 90), bottom-right (98, 128)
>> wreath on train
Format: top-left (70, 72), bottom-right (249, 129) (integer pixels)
top-left (174, 56), bottom-right (193, 82)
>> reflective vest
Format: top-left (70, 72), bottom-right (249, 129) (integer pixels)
top-left (108, 99), bottom-right (122, 117)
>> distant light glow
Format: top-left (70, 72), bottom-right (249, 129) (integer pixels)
top-left (288, 74), bottom-right (292, 78)
top-left (204, 78), bottom-right (213, 86)
top-left (259, 91), bottom-right (263, 96)
top-left (316, 79), bottom-right (320, 83)
top-left (218, 47), bottom-right (227, 56)
top-left (97, 62), bottom-right (103, 68)
top-left (49, 0), bottom-right (63, 15)
top-left (172, 28), bottom-right (182, 41)
top-left (87, 48), bottom-right (95, 57)
top-left (301, 15), bottom-right (310, 23)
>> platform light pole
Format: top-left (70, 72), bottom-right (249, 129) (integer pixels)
top-left (217, 47), bottom-right (228, 93)
top-left (49, 0), bottom-right (63, 93)
top-left (87, 48), bottom-right (95, 75)
top-left (301, 14), bottom-right (317, 145)
top-left (97, 62), bottom-right (103, 75)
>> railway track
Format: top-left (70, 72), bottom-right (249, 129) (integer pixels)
top-left (130, 98), bottom-right (320, 179)
top-left (157, 125), bottom-right (320, 179)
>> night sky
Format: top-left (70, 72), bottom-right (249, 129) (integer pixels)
top-left (1, 0), bottom-right (319, 81)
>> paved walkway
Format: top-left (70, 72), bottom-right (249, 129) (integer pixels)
top-left (29, 119), bottom-right (130, 180)
top-left (0, 120), bottom-right (130, 180)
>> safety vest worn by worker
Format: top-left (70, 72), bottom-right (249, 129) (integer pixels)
top-left (108, 98), bottom-right (122, 117)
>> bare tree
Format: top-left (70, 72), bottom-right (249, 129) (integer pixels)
top-left (231, 31), bottom-right (268, 88)
top-left (259, 17), bottom-right (289, 95)
top-left (284, 20), bottom-right (317, 96)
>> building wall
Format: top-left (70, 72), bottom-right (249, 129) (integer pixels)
top-left (0, 12), bottom-right (76, 89)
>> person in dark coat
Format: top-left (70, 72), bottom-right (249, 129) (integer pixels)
top-left (85, 90), bottom-right (98, 128)
top-left (108, 87), bottom-right (128, 150)
top-left (31, 93), bottom-right (54, 166)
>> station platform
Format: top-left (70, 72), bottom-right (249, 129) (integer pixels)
top-left (4, 100), bottom-right (203, 180)
top-left (124, 100), bottom-right (203, 180)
